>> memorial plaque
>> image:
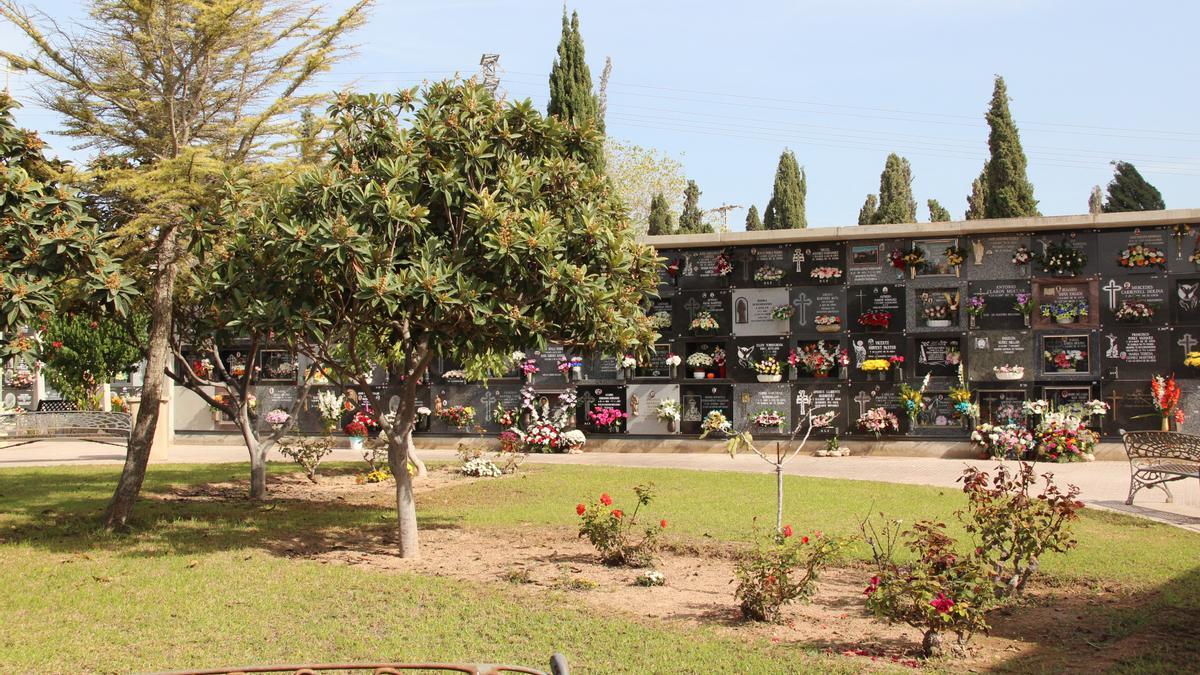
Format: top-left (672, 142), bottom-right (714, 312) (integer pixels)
top-left (576, 385), bottom-right (628, 434)
top-left (479, 385), bottom-right (525, 433)
top-left (911, 335), bottom-right (964, 378)
top-left (795, 243), bottom-right (846, 286)
top-left (585, 353), bottom-right (620, 381)
top-left (1029, 231), bottom-right (1099, 278)
top-left (1039, 333), bottom-right (1094, 378)
top-left (682, 340), bottom-right (730, 380)
top-left (967, 330), bottom-right (1035, 383)
top-left (847, 240), bottom-right (907, 285)
top-left (847, 284), bottom-right (905, 332)
top-left (1169, 276), bottom-right (1200, 326)
top-left (911, 391), bottom-right (965, 433)
top-left (790, 286), bottom-right (846, 335)
top-left (1175, 380), bottom-right (1200, 435)
top-left (218, 348), bottom-right (254, 383)
top-left (1166, 224), bottom-right (1200, 275)
top-left (847, 333), bottom-right (903, 380)
top-left (647, 296), bottom-right (676, 338)
top-left (412, 384), bottom-right (433, 432)
top-left (1098, 228), bottom-right (1170, 276)
top-left (680, 383), bottom-right (733, 435)
top-left (430, 384), bottom-right (477, 433)
top-left (965, 234), bottom-right (1033, 281)
top-left (734, 245), bottom-right (790, 288)
top-left (793, 338), bottom-right (849, 380)
top-left (256, 384), bottom-right (298, 414)
top-left (1102, 381), bottom-right (1159, 436)
top-left (636, 343), bottom-right (675, 379)
top-left (1099, 327), bottom-right (1168, 380)
top-left (297, 385), bottom-right (338, 433)
top-left (968, 280), bottom-right (1031, 330)
top-left (655, 248), bottom-right (682, 287)
top-left (1032, 279), bottom-right (1098, 329)
top-left (675, 290), bottom-right (733, 338)
top-left (733, 383), bottom-right (793, 434)
top-left (731, 337), bottom-right (790, 379)
top-left (529, 344), bottom-right (568, 385)
top-left (1169, 327), bottom-right (1200, 378)
top-left (258, 350), bottom-right (299, 383)
top-left (792, 382), bottom-right (846, 437)
top-left (731, 287), bottom-right (790, 336)
top-left (846, 383), bottom-right (903, 435)
top-left (910, 238), bottom-right (963, 278)
top-left (626, 384), bottom-right (680, 434)
top-left (909, 286), bottom-right (965, 333)
top-left (1097, 277), bottom-right (1168, 326)
top-left (977, 388), bottom-right (1029, 425)
top-left (676, 249), bottom-right (732, 290)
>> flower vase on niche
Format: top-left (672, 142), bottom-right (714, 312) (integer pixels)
top-left (667, 418), bottom-right (677, 434)
top-left (1161, 416), bottom-right (1171, 432)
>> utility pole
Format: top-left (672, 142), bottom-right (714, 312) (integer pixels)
top-left (479, 53), bottom-right (500, 96)
top-left (706, 203), bottom-right (743, 232)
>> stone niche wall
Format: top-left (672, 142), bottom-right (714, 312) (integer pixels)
top-left (174, 223), bottom-right (1200, 441)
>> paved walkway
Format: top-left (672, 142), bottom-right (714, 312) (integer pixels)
top-left (3, 439), bottom-right (1198, 532)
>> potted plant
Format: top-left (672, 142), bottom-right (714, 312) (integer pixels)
top-left (1014, 292), bottom-right (1033, 328)
top-left (686, 351), bottom-right (714, 379)
top-left (859, 358), bottom-right (891, 381)
top-left (753, 265), bottom-right (785, 285)
top-left (814, 314), bottom-right (841, 333)
top-left (1040, 300), bottom-right (1087, 325)
top-left (965, 294), bottom-right (986, 329)
top-left (1118, 244), bottom-right (1167, 271)
top-left (1115, 300), bottom-right (1154, 324)
top-left (771, 305), bottom-right (794, 332)
top-left (809, 266), bottom-right (842, 284)
top-left (689, 310), bottom-right (719, 335)
top-left (815, 436), bottom-right (849, 457)
top-left (315, 390), bottom-right (345, 434)
top-left (898, 375), bottom-right (929, 426)
top-left (665, 352), bottom-right (682, 379)
top-left (753, 356), bottom-right (783, 383)
top-left (922, 303), bottom-right (952, 328)
top-left (264, 408), bottom-right (290, 432)
top-left (944, 246), bottom-right (966, 277)
top-left (1044, 348), bottom-right (1085, 373)
top-left (343, 411), bottom-right (376, 451)
top-left (751, 409), bottom-right (786, 432)
top-left (655, 399), bottom-right (681, 433)
top-left (993, 364), bottom-right (1024, 381)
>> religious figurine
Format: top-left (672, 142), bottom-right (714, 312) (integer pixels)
top-left (971, 239), bottom-right (986, 265)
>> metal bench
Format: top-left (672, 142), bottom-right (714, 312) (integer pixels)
top-left (0, 405), bottom-right (132, 448)
top-left (1121, 431), bottom-right (1200, 505)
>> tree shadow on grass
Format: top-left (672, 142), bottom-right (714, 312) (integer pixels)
top-left (0, 463), bottom-right (466, 561)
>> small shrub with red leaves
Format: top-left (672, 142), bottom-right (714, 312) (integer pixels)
top-left (576, 485), bottom-right (666, 567)
top-left (733, 521), bottom-right (845, 623)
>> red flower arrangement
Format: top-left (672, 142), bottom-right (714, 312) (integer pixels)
top-left (1151, 374), bottom-right (1184, 426)
top-left (888, 249), bottom-right (906, 271)
top-left (858, 311), bottom-right (893, 329)
top-left (343, 411), bottom-right (376, 438)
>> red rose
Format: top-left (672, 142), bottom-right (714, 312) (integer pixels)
top-left (801, 535), bottom-right (809, 544)
top-left (51, 341), bottom-right (63, 349)
top-left (89, 321), bottom-right (98, 329)
top-left (576, 503), bottom-right (586, 516)
top-left (599, 493), bottom-right (612, 506)
top-left (659, 519), bottom-right (668, 529)
top-left (781, 525), bottom-right (793, 538)
top-left (611, 509), bottom-right (623, 519)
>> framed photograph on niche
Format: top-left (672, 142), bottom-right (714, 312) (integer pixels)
top-left (1040, 333), bottom-right (1092, 377)
top-left (1032, 278), bottom-right (1098, 330)
top-left (911, 238), bottom-right (965, 278)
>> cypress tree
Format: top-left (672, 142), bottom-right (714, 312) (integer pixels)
top-left (1088, 185), bottom-right (1104, 214)
top-left (927, 199), bottom-right (952, 222)
top-left (1103, 161), bottom-right (1166, 212)
top-left (983, 76), bottom-right (1038, 218)
top-left (858, 194), bottom-right (878, 225)
top-left (744, 204), bottom-right (763, 231)
top-left (872, 153), bottom-right (917, 224)
top-left (647, 192), bottom-right (673, 235)
top-left (547, 9), bottom-right (603, 168)
top-left (677, 180), bottom-right (710, 233)
top-left (763, 149), bottom-right (806, 229)
top-left (965, 162), bottom-right (988, 220)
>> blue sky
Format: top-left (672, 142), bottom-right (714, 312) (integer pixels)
top-left (3, 0), bottom-right (1197, 229)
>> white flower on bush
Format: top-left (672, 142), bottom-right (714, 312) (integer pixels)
top-left (461, 457), bottom-right (502, 477)
top-left (621, 355), bottom-right (638, 368)
top-left (635, 570), bottom-right (666, 587)
top-left (561, 429), bottom-right (587, 448)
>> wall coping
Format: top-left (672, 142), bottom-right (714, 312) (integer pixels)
top-left (643, 208), bottom-right (1200, 248)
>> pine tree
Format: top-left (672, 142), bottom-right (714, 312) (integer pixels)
top-left (983, 76), bottom-right (1038, 218)
top-left (965, 162), bottom-right (988, 220)
top-left (1103, 161), bottom-right (1166, 212)
top-left (744, 204), bottom-right (763, 231)
top-left (927, 199), bottom-right (952, 222)
top-left (763, 149), bottom-right (806, 229)
top-left (647, 192), bottom-right (673, 235)
top-left (677, 180), bottom-right (710, 233)
top-left (1088, 185), bottom-right (1104, 214)
top-left (858, 194), bottom-right (878, 225)
top-left (872, 153), bottom-right (917, 224)
top-left (547, 9), bottom-right (603, 145)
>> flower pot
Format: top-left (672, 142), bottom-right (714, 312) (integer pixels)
top-left (1055, 316), bottom-right (1075, 325)
top-left (893, 368), bottom-right (903, 382)
top-left (571, 365), bottom-right (582, 381)
top-left (524, 373), bottom-right (534, 384)
top-left (1056, 366), bottom-right (1076, 374)
top-left (707, 372), bottom-right (716, 379)
top-left (756, 374), bottom-right (783, 383)
top-left (562, 372), bottom-right (571, 383)
top-left (774, 319), bottom-right (790, 333)
top-left (1161, 416), bottom-right (1171, 432)
top-left (994, 371), bottom-right (1023, 381)
top-left (968, 316), bottom-right (978, 330)
top-left (692, 371), bottom-right (707, 379)
top-left (666, 419), bottom-right (677, 434)
top-left (954, 267), bottom-right (961, 278)
top-left (623, 366), bottom-right (634, 381)
top-left (909, 267), bottom-right (918, 279)
top-left (1022, 315), bottom-right (1031, 328)
top-left (816, 324), bottom-right (841, 333)
top-left (926, 319), bottom-right (952, 328)
top-left (349, 436), bottom-right (365, 451)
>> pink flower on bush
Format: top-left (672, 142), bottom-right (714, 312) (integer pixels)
top-left (576, 503), bottom-right (586, 516)
top-left (611, 509), bottom-right (623, 519)
top-left (781, 524), bottom-right (793, 538)
top-left (600, 493), bottom-right (612, 506)
top-left (660, 519), bottom-right (668, 529)
top-left (930, 592), bottom-right (955, 614)
top-left (863, 575), bottom-right (880, 597)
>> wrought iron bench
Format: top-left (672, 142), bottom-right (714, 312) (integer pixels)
top-left (1121, 431), bottom-right (1200, 505)
top-left (152, 654), bottom-right (570, 675)
top-left (0, 404), bottom-right (132, 448)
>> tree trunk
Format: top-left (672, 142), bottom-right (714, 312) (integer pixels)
top-left (388, 426), bottom-right (420, 558)
top-left (104, 227), bottom-right (178, 529)
top-left (922, 629), bottom-right (944, 658)
top-left (408, 444), bottom-right (428, 478)
top-left (236, 405), bottom-right (267, 500)
top-left (775, 462), bottom-right (784, 533)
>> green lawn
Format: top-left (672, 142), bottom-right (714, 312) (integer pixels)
top-left (0, 461), bottom-right (1197, 673)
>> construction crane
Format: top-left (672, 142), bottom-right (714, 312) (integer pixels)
top-left (705, 203), bottom-right (743, 232)
top-left (478, 54), bottom-right (500, 96)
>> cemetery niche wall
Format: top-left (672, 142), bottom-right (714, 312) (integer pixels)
top-left (168, 219), bottom-right (1200, 443)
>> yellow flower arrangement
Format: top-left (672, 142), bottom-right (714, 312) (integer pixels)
top-left (860, 358), bottom-right (891, 372)
top-left (1185, 352), bottom-right (1200, 368)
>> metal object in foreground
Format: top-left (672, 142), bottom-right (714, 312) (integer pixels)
top-left (148, 653), bottom-right (570, 675)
